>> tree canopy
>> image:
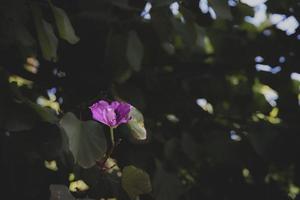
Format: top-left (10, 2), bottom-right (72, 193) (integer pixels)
top-left (1, 0), bottom-right (300, 199)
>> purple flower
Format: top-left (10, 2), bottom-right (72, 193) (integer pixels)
top-left (89, 100), bottom-right (132, 127)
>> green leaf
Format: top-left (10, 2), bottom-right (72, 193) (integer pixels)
top-left (60, 112), bottom-right (107, 168)
top-left (128, 107), bottom-right (147, 140)
top-left (121, 165), bottom-right (152, 200)
top-left (50, 3), bottom-right (80, 44)
top-left (32, 3), bottom-right (58, 61)
top-left (126, 31), bottom-right (144, 72)
top-left (26, 101), bottom-right (59, 124)
top-left (209, 0), bottom-right (233, 20)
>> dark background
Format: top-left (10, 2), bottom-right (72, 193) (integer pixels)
top-left (1, 0), bottom-right (300, 199)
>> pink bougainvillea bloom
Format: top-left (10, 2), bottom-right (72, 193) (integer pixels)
top-left (89, 100), bottom-right (131, 127)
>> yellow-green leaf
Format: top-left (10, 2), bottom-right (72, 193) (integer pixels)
top-left (128, 107), bottom-right (147, 140)
top-left (50, 3), bottom-right (80, 44)
top-left (122, 165), bottom-right (152, 200)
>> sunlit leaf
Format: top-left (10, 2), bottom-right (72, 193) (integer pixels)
top-left (69, 180), bottom-right (89, 192)
top-left (50, 3), bottom-right (80, 44)
top-left (60, 112), bottom-right (107, 168)
top-left (9, 75), bottom-right (33, 88)
top-left (121, 165), bottom-right (152, 200)
top-left (128, 107), bottom-right (147, 140)
top-left (44, 160), bottom-right (58, 171)
top-left (127, 31), bottom-right (144, 72)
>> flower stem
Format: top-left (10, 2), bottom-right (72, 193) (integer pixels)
top-left (110, 127), bottom-right (115, 148)
top-left (97, 127), bottom-right (115, 170)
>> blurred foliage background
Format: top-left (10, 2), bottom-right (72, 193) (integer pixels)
top-left (1, 0), bottom-right (300, 199)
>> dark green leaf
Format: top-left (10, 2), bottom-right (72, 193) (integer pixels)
top-left (32, 3), bottom-right (58, 61)
top-left (60, 112), bottom-right (107, 168)
top-left (127, 31), bottom-right (144, 72)
top-left (26, 101), bottom-right (59, 124)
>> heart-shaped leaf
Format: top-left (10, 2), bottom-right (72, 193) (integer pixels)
top-left (60, 112), bottom-right (107, 168)
top-left (121, 165), bottom-right (152, 200)
top-left (50, 3), bottom-right (80, 44)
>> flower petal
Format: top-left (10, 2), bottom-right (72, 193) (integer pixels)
top-left (115, 102), bottom-right (132, 126)
top-left (89, 100), bottom-right (111, 126)
top-left (103, 106), bottom-right (117, 127)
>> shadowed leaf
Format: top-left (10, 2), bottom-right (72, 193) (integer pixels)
top-left (127, 31), bottom-right (144, 72)
top-left (32, 3), bottom-right (58, 61)
top-left (60, 112), bottom-right (107, 168)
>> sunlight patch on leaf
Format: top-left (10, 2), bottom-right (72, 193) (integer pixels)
top-left (9, 75), bottom-right (33, 88)
top-left (179, 168), bottom-right (195, 185)
top-left (253, 79), bottom-right (278, 107)
top-left (242, 168), bottom-right (253, 183)
top-left (288, 184), bottom-right (300, 199)
top-left (45, 160), bottom-right (58, 171)
top-left (169, 2), bottom-right (185, 22)
top-left (105, 158), bottom-right (121, 174)
top-left (252, 108), bottom-right (281, 124)
top-left (69, 180), bottom-right (89, 192)
top-left (204, 36), bottom-right (214, 54)
top-left (166, 114), bottom-right (179, 123)
top-left (37, 96), bottom-right (60, 114)
top-left (69, 173), bottom-right (75, 182)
